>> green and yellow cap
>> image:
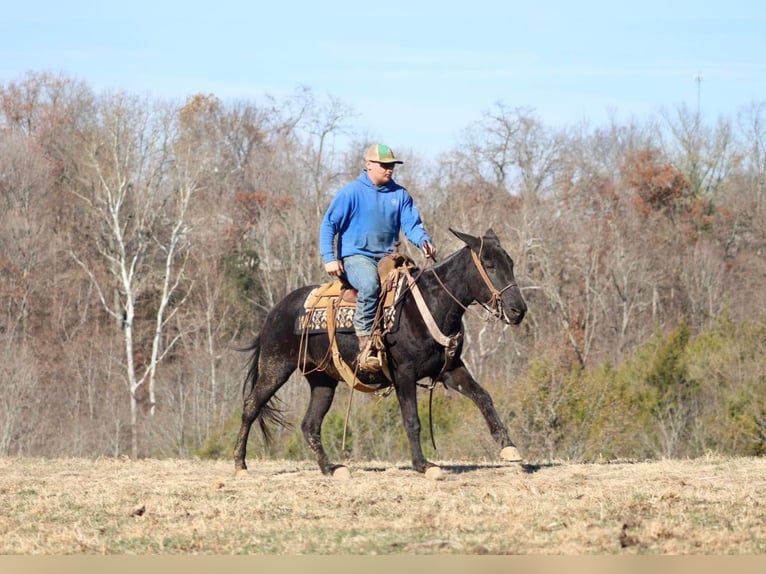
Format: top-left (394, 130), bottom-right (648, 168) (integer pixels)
top-left (364, 144), bottom-right (404, 164)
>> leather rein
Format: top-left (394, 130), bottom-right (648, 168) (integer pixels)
top-left (424, 241), bottom-right (518, 324)
top-left (402, 241), bottom-right (518, 382)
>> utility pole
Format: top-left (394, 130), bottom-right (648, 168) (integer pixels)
top-left (694, 73), bottom-right (703, 128)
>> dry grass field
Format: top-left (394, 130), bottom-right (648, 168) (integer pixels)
top-left (0, 454), bottom-right (764, 555)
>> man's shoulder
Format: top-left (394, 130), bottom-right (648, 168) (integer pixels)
top-left (337, 174), bottom-right (369, 194)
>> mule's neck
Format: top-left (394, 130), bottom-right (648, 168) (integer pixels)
top-left (417, 247), bottom-right (477, 333)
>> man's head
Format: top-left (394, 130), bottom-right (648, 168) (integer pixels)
top-left (364, 144), bottom-right (403, 186)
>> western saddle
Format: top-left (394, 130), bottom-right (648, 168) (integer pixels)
top-left (299, 252), bottom-right (414, 392)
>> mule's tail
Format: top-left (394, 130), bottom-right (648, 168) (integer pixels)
top-left (241, 334), bottom-right (262, 400)
top-left (241, 334), bottom-right (291, 444)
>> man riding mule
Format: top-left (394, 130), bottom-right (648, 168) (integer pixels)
top-left (319, 144), bottom-right (435, 372)
top-left (234, 224), bottom-right (528, 479)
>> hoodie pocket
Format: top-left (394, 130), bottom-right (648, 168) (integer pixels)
top-left (364, 232), bottom-right (396, 253)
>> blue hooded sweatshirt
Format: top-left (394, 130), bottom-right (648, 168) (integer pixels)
top-left (319, 170), bottom-right (431, 264)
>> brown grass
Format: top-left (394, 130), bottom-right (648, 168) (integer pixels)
top-left (0, 455), bottom-right (764, 554)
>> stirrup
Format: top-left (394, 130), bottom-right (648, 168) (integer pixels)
top-left (357, 342), bottom-right (382, 372)
top-left (358, 350), bottom-right (381, 372)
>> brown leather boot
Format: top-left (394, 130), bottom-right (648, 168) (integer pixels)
top-left (357, 334), bottom-right (381, 373)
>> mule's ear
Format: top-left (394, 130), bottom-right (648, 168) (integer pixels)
top-left (449, 227), bottom-right (481, 250)
top-left (484, 228), bottom-right (499, 241)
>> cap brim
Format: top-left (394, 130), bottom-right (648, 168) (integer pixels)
top-left (366, 158), bottom-right (404, 164)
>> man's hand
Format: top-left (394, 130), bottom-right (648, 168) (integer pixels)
top-left (422, 241), bottom-right (436, 259)
top-left (324, 260), bottom-right (344, 277)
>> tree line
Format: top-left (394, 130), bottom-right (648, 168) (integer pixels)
top-left (1, 71), bottom-right (764, 462)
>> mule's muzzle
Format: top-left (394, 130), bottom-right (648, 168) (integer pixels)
top-left (504, 306), bottom-right (526, 325)
top-left (502, 292), bottom-right (527, 325)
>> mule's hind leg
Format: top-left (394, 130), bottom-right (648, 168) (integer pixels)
top-left (234, 386), bottom-right (279, 476)
top-left (233, 394), bottom-right (259, 477)
top-left (442, 363), bottom-right (522, 462)
top-left (233, 349), bottom-right (296, 476)
top-left (302, 374), bottom-right (346, 477)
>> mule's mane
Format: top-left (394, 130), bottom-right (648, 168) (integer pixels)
top-left (431, 244), bottom-right (469, 269)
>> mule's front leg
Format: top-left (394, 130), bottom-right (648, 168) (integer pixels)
top-left (395, 381), bottom-right (436, 474)
top-left (443, 364), bottom-right (522, 462)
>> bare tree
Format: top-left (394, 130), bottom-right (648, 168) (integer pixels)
top-left (735, 103), bottom-right (766, 216)
top-left (679, 240), bottom-right (727, 328)
top-left (296, 88), bottom-right (357, 217)
top-left (0, 131), bottom-right (55, 338)
top-left (67, 93), bottom-right (200, 458)
top-left (0, 337), bottom-right (41, 455)
top-left (658, 104), bottom-right (735, 199)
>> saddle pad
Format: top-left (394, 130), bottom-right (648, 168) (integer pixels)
top-left (295, 270), bottom-right (407, 335)
top-left (297, 305), bottom-right (355, 333)
top-left (295, 303), bottom-right (398, 335)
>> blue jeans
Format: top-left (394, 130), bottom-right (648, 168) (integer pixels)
top-left (342, 255), bottom-right (380, 336)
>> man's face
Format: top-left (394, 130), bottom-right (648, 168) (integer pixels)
top-left (366, 160), bottom-right (396, 186)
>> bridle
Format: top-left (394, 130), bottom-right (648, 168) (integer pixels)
top-left (469, 248), bottom-right (518, 321)
top-left (427, 240), bottom-right (518, 322)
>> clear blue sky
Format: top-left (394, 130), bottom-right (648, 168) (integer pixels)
top-left (2, 0), bottom-right (764, 158)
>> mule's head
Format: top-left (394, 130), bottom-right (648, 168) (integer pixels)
top-left (450, 227), bottom-right (527, 325)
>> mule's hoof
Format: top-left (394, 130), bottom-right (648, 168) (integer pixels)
top-left (234, 468), bottom-right (248, 478)
top-left (425, 466), bottom-right (445, 481)
top-left (500, 446), bottom-right (522, 462)
top-left (332, 466), bottom-right (351, 480)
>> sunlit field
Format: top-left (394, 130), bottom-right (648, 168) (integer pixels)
top-left (1, 455), bottom-right (764, 554)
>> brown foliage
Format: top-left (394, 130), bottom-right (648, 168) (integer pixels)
top-left (624, 149), bottom-right (691, 216)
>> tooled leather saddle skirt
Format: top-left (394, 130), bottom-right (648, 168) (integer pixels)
top-left (295, 253), bottom-right (412, 335)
